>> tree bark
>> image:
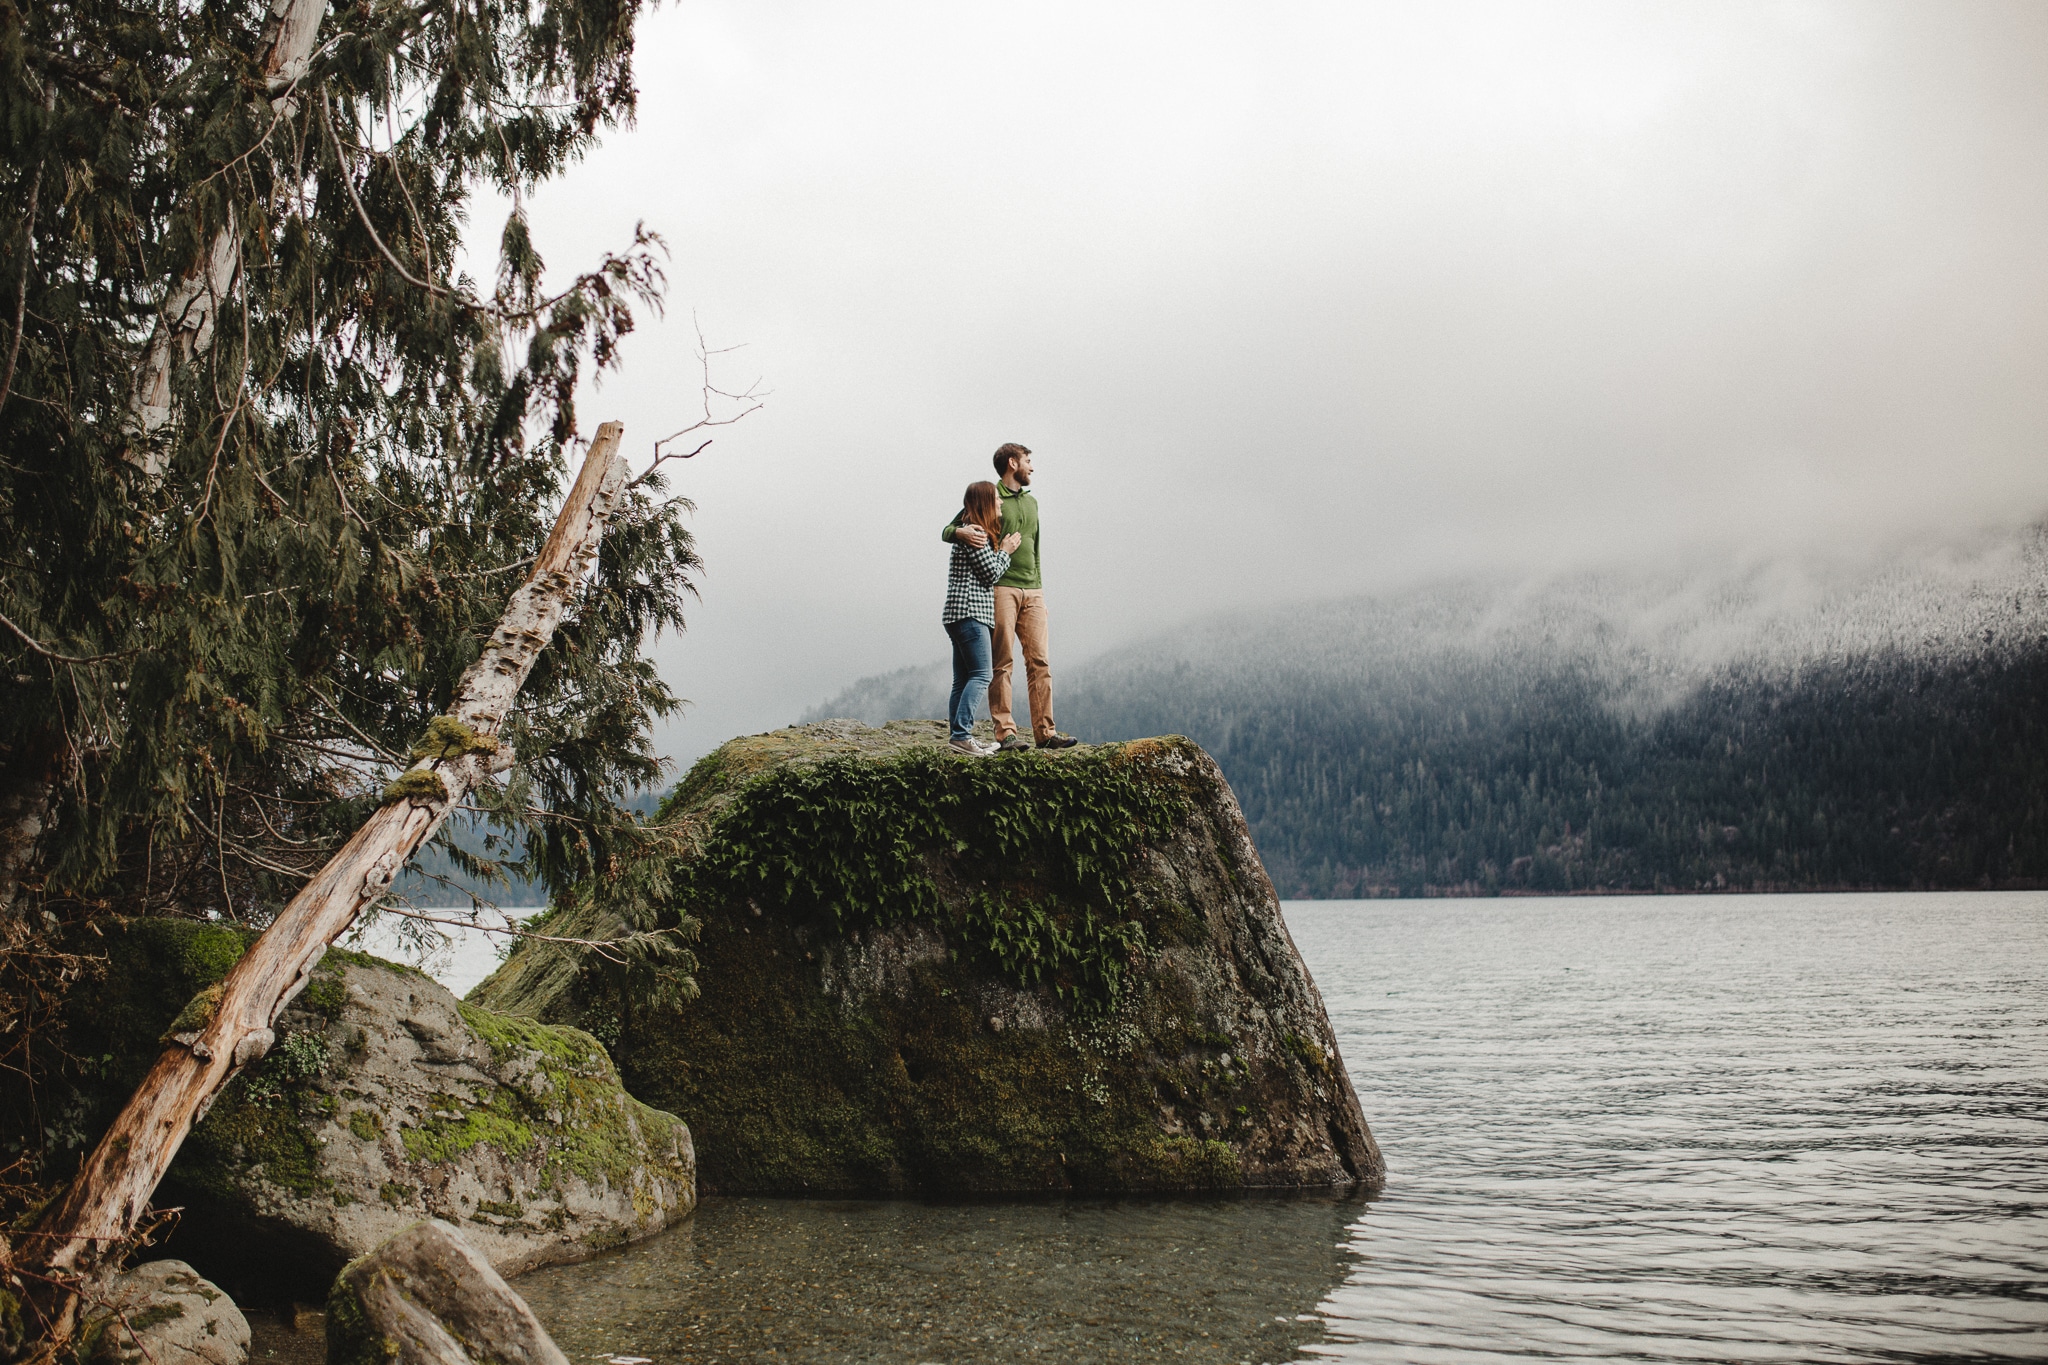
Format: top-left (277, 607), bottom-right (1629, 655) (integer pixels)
top-left (123, 0), bottom-right (330, 476)
top-left (13, 422), bottom-right (629, 1345)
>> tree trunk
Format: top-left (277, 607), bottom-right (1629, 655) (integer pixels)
top-left (12, 422), bottom-right (629, 1348)
top-left (123, 0), bottom-right (330, 474)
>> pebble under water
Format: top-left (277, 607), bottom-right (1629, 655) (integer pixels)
top-left (506, 890), bottom-right (2046, 1363)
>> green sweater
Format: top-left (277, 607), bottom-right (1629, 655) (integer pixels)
top-left (942, 482), bottom-right (1041, 590)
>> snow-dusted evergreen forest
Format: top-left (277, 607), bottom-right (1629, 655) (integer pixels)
top-left (808, 525), bottom-right (2048, 896)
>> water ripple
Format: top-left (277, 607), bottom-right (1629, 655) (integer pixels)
top-left (1300, 891), bottom-right (2048, 1363)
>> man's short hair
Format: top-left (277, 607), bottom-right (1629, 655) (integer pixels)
top-left (993, 443), bottom-right (1031, 477)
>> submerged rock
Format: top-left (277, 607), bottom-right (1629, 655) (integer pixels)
top-left (15, 920), bottom-right (693, 1303)
top-left (81, 1260), bottom-right (249, 1365)
top-left (327, 1220), bottom-right (566, 1365)
top-left (471, 720), bottom-right (1383, 1195)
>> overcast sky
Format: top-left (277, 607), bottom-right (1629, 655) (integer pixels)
top-left (486, 0), bottom-right (2048, 770)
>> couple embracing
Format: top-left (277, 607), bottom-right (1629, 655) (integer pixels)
top-left (940, 442), bottom-right (1079, 757)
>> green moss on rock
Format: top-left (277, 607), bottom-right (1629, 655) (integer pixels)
top-left (399, 1094), bottom-right (536, 1166)
top-left (181, 1080), bottom-right (331, 1200)
top-left (457, 1000), bottom-right (601, 1068)
top-left (443, 1002), bottom-right (689, 1194)
top-left (670, 728), bottom-right (1189, 1010)
top-left (322, 1258), bottom-right (397, 1365)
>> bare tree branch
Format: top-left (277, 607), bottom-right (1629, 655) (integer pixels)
top-left (635, 315), bottom-right (767, 488)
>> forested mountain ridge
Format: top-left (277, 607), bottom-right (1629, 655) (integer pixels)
top-left (808, 527), bottom-right (2048, 896)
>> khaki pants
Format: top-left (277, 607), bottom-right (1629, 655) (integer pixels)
top-left (989, 587), bottom-right (1055, 741)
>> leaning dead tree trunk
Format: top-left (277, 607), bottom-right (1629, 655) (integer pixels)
top-left (15, 422), bottom-right (629, 1344)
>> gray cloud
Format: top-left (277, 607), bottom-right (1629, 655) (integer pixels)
top-left (481, 0), bottom-right (2048, 769)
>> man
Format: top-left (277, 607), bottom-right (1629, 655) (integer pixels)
top-left (944, 443), bottom-right (1078, 751)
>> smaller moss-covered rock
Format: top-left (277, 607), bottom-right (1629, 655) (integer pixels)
top-left (80, 1261), bottom-right (248, 1365)
top-left (13, 921), bottom-right (692, 1305)
top-left (328, 1220), bottom-right (565, 1365)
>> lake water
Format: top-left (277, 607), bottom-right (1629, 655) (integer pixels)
top-left (505, 892), bottom-right (2047, 1363)
top-left (339, 905), bottom-right (543, 999)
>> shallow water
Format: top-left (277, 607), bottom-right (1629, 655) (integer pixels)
top-left (517, 1195), bottom-right (1358, 1364)
top-left (341, 905), bottom-right (541, 999)
top-left (513, 890), bottom-right (2047, 1363)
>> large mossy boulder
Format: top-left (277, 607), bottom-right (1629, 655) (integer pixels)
top-left (470, 720), bottom-right (1383, 1195)
top-left (10, 919), bottom-right (693, 1304)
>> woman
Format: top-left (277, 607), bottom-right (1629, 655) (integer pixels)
top-left (943, 480), bottom-right (1023, 755)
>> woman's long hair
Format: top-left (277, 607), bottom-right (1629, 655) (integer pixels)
top-left (962, 480), bottom-right (1004, 548)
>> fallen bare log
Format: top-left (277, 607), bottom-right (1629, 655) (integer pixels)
top-left (12, 421), bottom-right (630, 1346)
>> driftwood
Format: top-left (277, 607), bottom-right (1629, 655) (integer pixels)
top-left (15, 422), bottom-right (630, 1344)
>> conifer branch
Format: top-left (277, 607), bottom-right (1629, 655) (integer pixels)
top-left (320, 90), bottom-right (449, 300)
top-left (0, 614), bottom-right (129, 667)
top-left (365, 902), bottom-right (681, 966)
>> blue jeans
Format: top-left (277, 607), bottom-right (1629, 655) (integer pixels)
top-left (946, 618), bottom-right (993, 742)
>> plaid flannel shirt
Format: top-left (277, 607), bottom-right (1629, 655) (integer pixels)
top-left (943, 539), bottom-right (1012, 626)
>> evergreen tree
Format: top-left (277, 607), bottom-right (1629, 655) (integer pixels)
top-left (0, 1), bottom-right (700, 975)
top-left (1056, 643), bottom-right (2048, 897)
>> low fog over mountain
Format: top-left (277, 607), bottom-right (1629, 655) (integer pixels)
top-left (806, 525), bottom-right (2048, 896)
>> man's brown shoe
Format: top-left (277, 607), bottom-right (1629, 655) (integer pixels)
top-left (997, 733), bottom-right (1034, 752)
top-left (1036, 732), bottom-right (1079, 749)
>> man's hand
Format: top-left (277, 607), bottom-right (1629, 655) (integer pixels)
top-left (956, 523), bottom-right (989, 548)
